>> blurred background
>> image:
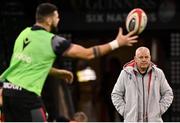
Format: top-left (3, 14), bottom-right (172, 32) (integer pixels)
top-left (0, 0), bottom-right (180, 121)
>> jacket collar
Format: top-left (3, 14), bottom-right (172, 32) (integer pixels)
top-left (123, 60), bottom-right (156, 74)
top-left (31, 25), bottom-right (46, 31)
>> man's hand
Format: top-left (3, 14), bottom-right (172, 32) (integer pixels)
top-left (49, 67), bottom-right (74, 84)
top-left (116, 27), bottom-right (138, 46)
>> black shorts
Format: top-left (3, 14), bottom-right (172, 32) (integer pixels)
top-left (2, 82), bottom-right (47, 122)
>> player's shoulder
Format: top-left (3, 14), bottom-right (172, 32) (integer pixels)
top-left (52, 35), bottom-right (66, 42)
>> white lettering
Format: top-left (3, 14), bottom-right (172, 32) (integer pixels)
top-left (3, 83), bottom-right (22, 90)
top-left (14, 53), bottom-right (32, 63)
top-left (106, 14), bottom-right (123, 22)
top-left (86, 14), bottom-right (104, 23)
top-left (86, 13), bottom-right (157, 23)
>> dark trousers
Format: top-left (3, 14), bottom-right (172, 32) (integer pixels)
top-left (2, 85), bottom-right (46, 122)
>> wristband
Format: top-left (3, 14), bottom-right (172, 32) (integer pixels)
top-left (109, 40), bottom-right (119, 50)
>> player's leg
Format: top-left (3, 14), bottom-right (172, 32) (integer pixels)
top-left (31, 107), bottom-right (47, 122)
top-left (2, 83), bottom-right (47, 121)
top-left (2, 92), bottom-right (32, 121)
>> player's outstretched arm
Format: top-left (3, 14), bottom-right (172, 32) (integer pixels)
top-left (63, 28), bottom-right (138, 60)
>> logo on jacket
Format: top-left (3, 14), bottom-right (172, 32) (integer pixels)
top-left (23, 38), bottom-right (31, 50)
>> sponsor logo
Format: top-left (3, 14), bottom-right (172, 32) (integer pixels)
top-left (3, 83), bottom-right (22, 91)
top-left (23, 38), bottom-right (31, 50)
top-left (14, 53), bottom-right (32, 63)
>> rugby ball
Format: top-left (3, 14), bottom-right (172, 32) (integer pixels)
top-left (126, 8), bottom-right (147, 34)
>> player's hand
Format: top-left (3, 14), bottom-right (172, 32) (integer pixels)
top-left (49, 68), bottom-right (74, 84)
top-left (116, 27), bottom-right (138, 46)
